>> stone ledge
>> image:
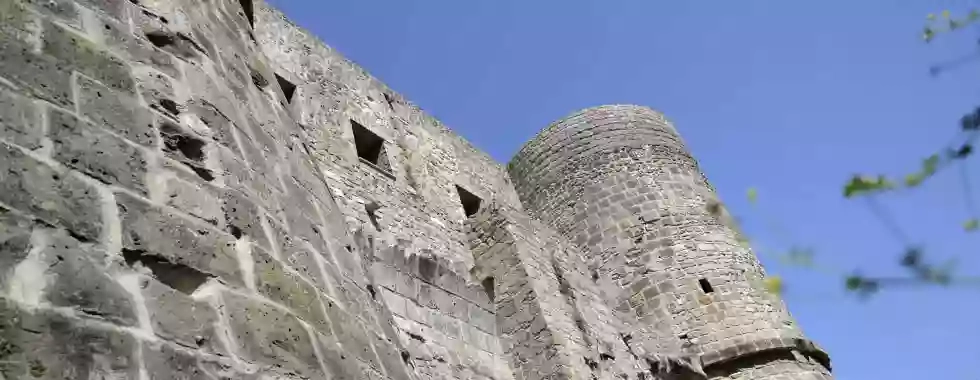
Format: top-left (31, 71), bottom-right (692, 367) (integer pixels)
top-left (700, 336), bottom-right (831, 372)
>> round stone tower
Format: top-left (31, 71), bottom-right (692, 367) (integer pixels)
top-left (507, 105), bottom-right (831, 379)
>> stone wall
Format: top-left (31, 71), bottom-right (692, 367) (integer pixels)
top-left (508, 105), bottom-right (831, 380)
top-left (0, 0), bottom-right (831, 379)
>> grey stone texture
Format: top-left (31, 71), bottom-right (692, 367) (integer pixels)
top-left (0, 0), bottom-right (830, 379)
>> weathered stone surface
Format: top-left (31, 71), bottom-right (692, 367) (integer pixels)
top-left (76, 74), bottom-right (157, 146)
top-left (142, 277), bottom-right (224, 354)
top-left (116, 191), bottom-right (243, 287)
top-left (252, 246), bottom-right (330, 333)
top-left (0, 298), bottom-right (140, 379)
top-left (49, 106), bottom-right (148, 193)
top-left (222, 291), bottom-right (324, 379)
top-left (0, 140), bottom-right (103, 241)
top-left (0, 88), bottom-right (42, 149)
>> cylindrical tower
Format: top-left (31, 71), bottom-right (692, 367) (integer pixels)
top-left (507, 105), bottom-right (831, 379)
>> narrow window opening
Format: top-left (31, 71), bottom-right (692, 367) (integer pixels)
top-left (237, 0), bottom-right (254, 28)
top-left (351, 120), bottom-right (385, 164)
top-left (698, 278), bottom-right (714, 293)
top-left (275, 73), bottom-right (296, 103)
top-left (383, 93), bottom-right (395, 110)
top-left (365, 201), bottom-right (381, 231)
top-left (455, 185), bottom-right (482, 217)
top-left (481, 277), bottom-right (495, 301)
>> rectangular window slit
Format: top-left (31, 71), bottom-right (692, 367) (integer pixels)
top-left (698, 278), bottom-right (714, 293)
top-left (351, 120), bottom-right (385, 165)
top-left (455, 185), bottom-right (482, 217)
top-left (275, 73), bottom-right (296, 103)
top-left (481, 277), bottom-right (495, 301)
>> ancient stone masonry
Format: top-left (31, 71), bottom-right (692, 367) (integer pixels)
top-left (0, 0), bottom-right (830, 379)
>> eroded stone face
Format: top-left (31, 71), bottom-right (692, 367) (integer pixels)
top-left (0, 0), bottom-right (829, 379)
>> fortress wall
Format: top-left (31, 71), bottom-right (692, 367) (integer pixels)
top-left (253, 4), bottom-right (523, 274)
top-left (0, 0), bottom-right (419, 378)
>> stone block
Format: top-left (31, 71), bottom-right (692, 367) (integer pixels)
top-left (76, 74), bottom-right (156, 146)
top-left (49, 106), bottom-right (148, 193)
top-left (187, 99), bottom-right (241, 150)
top-left (141, 276), bottom-right (223, 354)
top-left (100, 14), bottom-right (180, 78)
top-left (0, 88), bottom-right (42, 149)
top-left (222, 291), bottom-right (324, 379)
top-left (371, 332), bottom-right (413, 380)
top-left (0, 298), bottom-right (139, 379)
top-left (75, 0), bottom-right (133, 21)
top-left (0, 140), bottom-right (103, 241)
top-left (283, 247), bottom-right (333, 296)
top-left (141, 341), bottom-right (216, 380)
top-left (469, 303), bottom-right (495, 334)
top-left (116, 191), bottom-right (242, 287)
top-left (222, 188), bottom-right (271, 249)
top-left (322, 301), bottom-right (381, 369)
top-left (0, 206), bottom-right (33, 282)
top-left (0, 26), bottom-right (74, 108)
top-left (315, 332), bottom-right (362, 380)
top-left (23, 0), bottom-right (81, 27)
top-left (380, 288), bottom-right (406, 317)
top-left (35, 228), bottom-right (137, 325)
top-left (252, 246), bottom-right (330, 334)
top-left (161, 174), bottom-right (223, 226)
top-left (41, 20), bottom-right (134, 93)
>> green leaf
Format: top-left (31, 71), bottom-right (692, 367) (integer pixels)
top-left (843, 175), bottom-right (895, 198)
top-left (963, 218), bottom-right (979, 231)
top-left (904, 173), bottom-right (925, 188)
top-left (746, 187), bottom-right (758, 204)
top-left (923, 26), bottom-right (935, 42)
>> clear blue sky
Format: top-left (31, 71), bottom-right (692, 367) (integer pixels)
top-left (269, 1), bottom-right (980, 378)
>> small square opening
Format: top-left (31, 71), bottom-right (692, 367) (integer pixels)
top-left (275, 73), bottom-right (296, 103)
top-left (351, 120), bottom-right (385, 164)
top-left (698, 278), bottom-right (714, 293)
top-left (456, 185), bottom-right (482, 217)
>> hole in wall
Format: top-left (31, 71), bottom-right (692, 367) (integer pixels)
top-left (228, 225), bottom-right (243, 239)
top-left (144, 30), bottom-right (176, 48)
top-left (481, 277), bottom-right (495, 301)
top-left (160, 120), bottom-right (213, 181)
top-left (418, 256), bottom-right (437, 281)
top-left (250, 68), bottom-right (269, 89)
top-left (455, 185), bottom-right (482, 218)
top-left (366, 284), bottom-right (376, 299)
top-left (122, 249), bottom-right (210, 294)
top-left (275, 73), bottom-right (296, 103)
top-left (160, 121), bottom-right (206, 163)
top-left (698, 278), bottom-right (714, 294)
top-left (158, 99), bottom-right (180, 116)
top-left (351, 120), bottom-right (385, 165)
top-left (401, 350), bottom-right (411, 364)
